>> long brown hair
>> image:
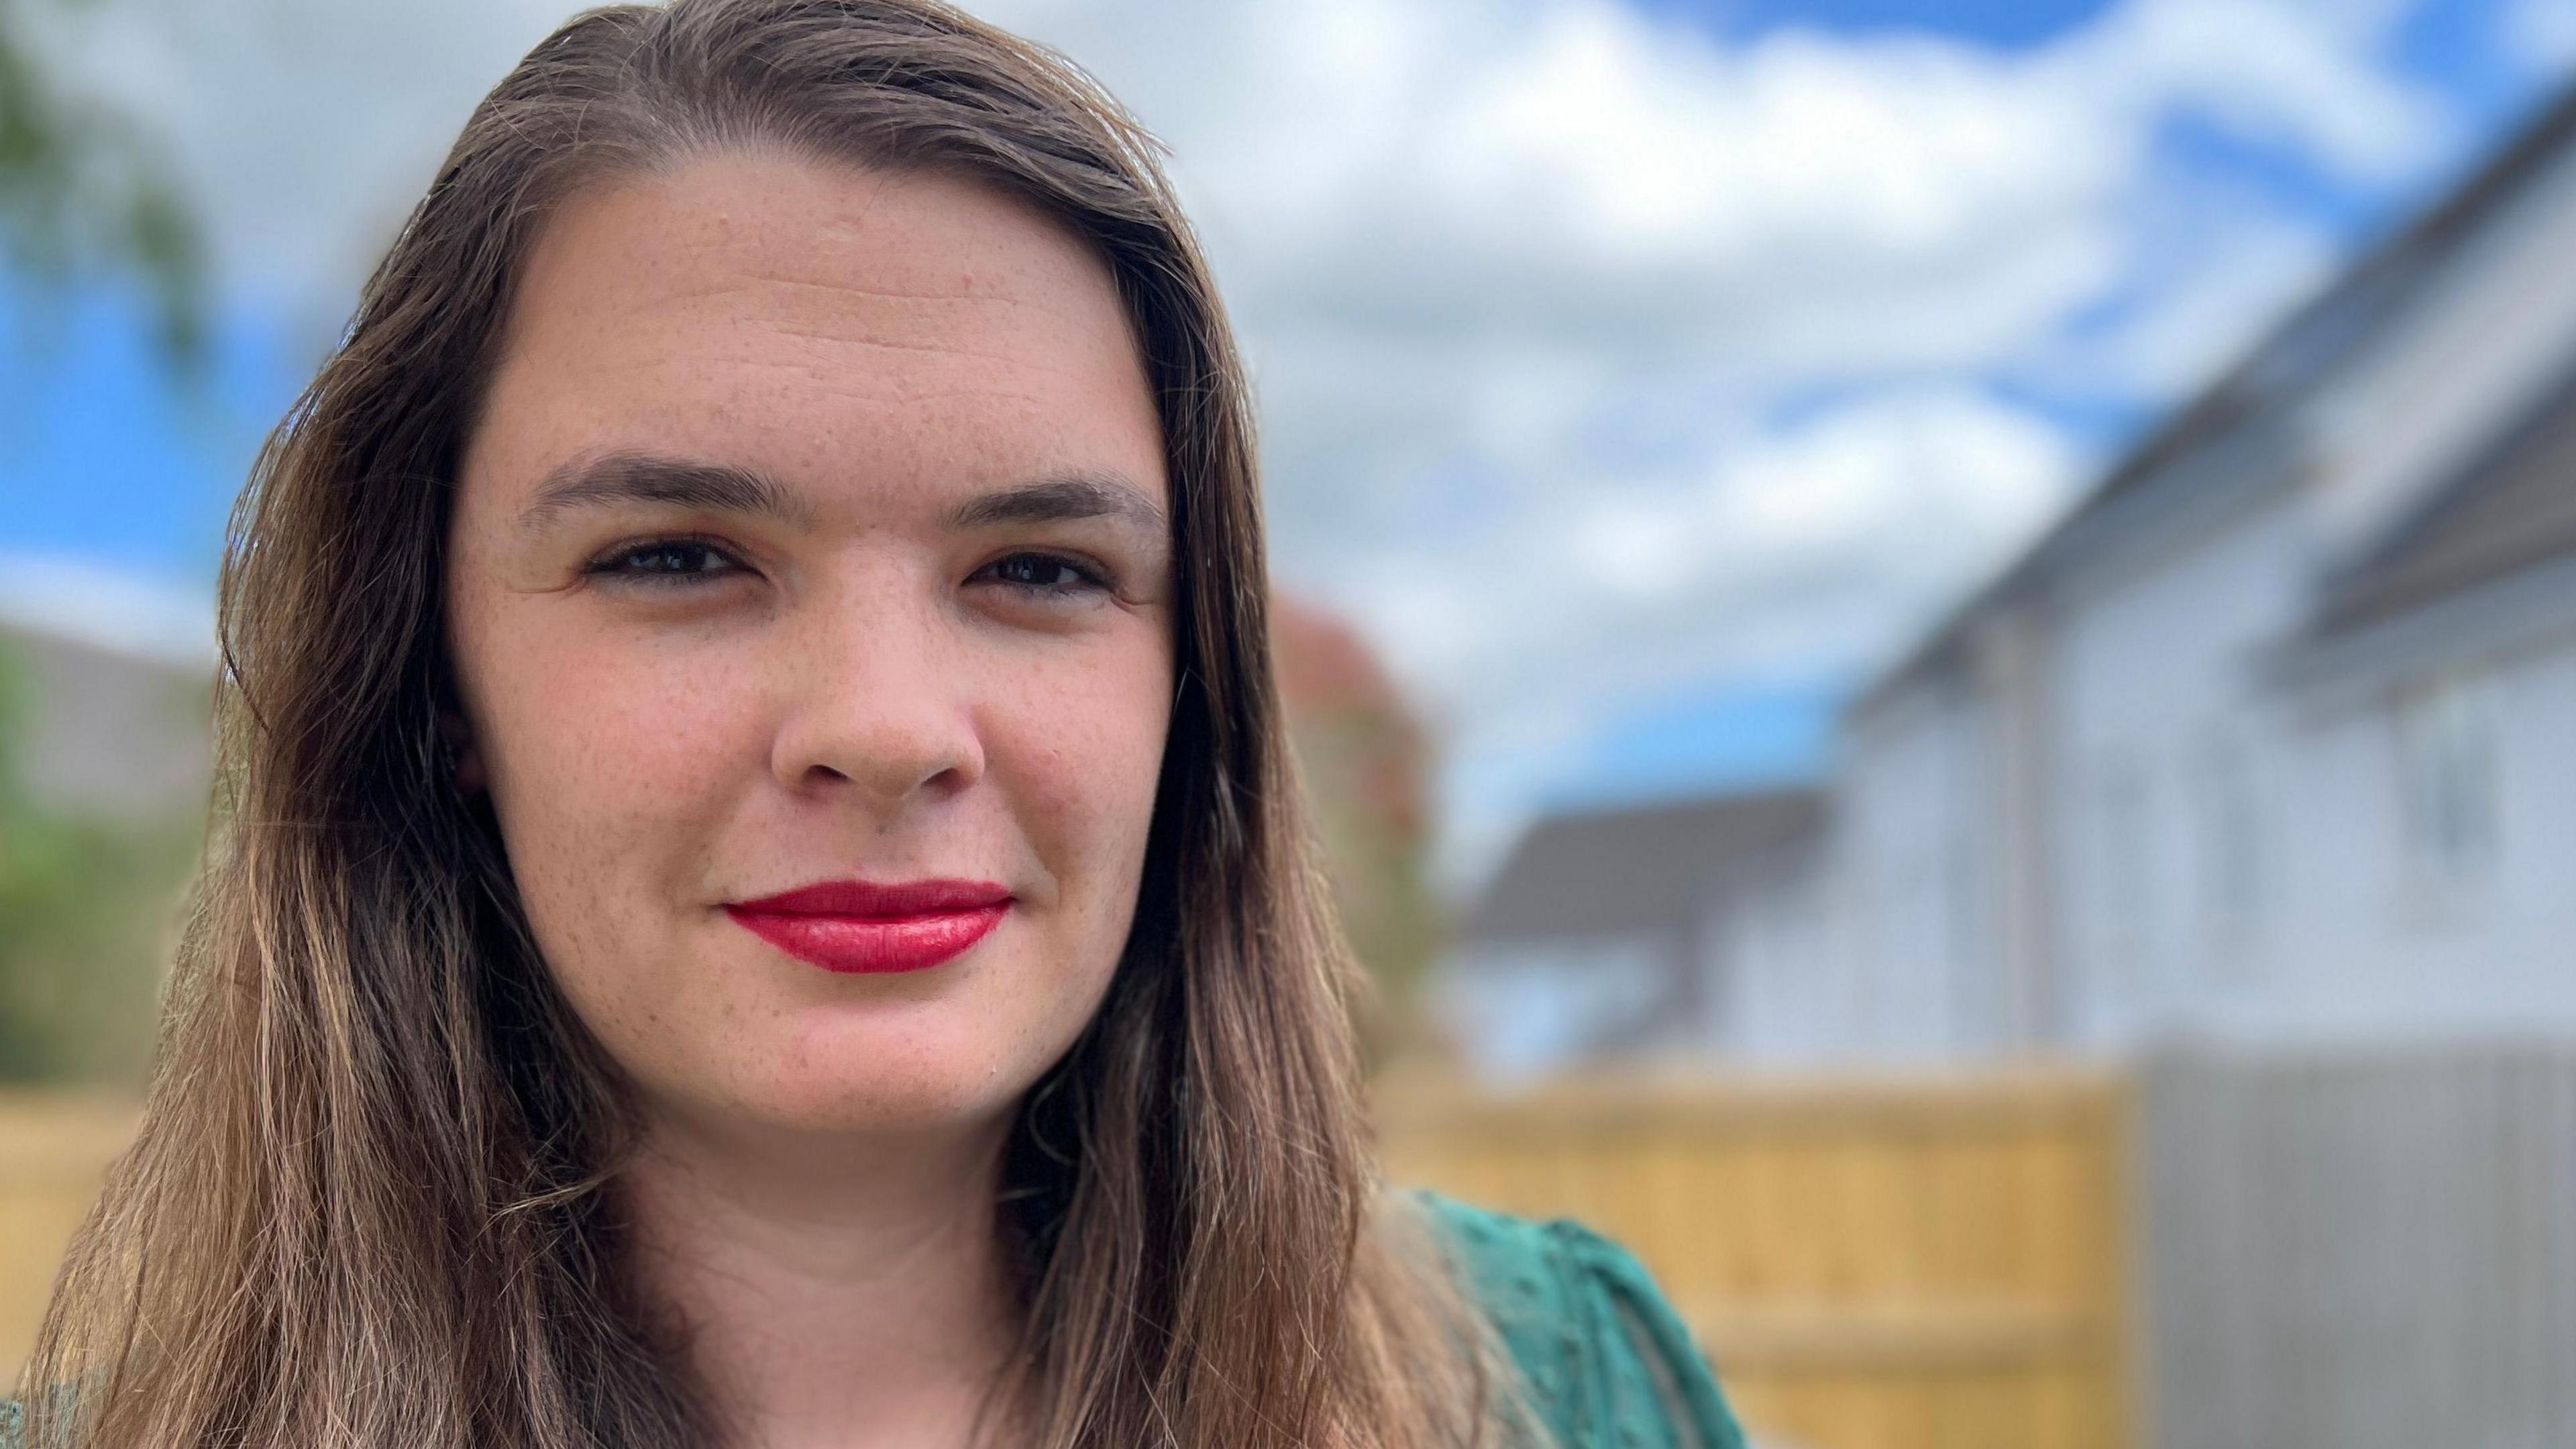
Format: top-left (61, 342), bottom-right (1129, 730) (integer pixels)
top-left (14, 3), bottom-right (1509, 1445)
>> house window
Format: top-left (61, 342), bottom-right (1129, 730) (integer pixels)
top-left (2394, 672), bottom-right (2498, 888)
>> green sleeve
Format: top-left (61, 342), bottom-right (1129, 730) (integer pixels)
top-left (1412, 1190), bottom-right (1750, 1449)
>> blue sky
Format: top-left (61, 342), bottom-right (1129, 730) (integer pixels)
top-left (3, 0), bottom-right (2571, 874)
top-left (1656, 0), bottom-right (2121, 48)
top-left (0, 289), bottom-right (289, 587)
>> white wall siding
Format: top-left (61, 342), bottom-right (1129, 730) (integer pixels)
top-left (1811, 682), bottom-right (2000, 1059)
top-left (1719, 846), bottom-right (1863, 1065)
top-left (2253, 624), bottom-right (2576, 1042)
top-left (2048, 494), bottom-right (2312, 1049)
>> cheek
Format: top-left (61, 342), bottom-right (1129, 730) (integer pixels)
top-left (493, 637), bottom-right (753, 822)
top-left (984, 638), bottom-right (1173, 949)
top-left (1006, 645), bottom-right (1169, 844)
top-left (464, 614), bottom-right (765, 965)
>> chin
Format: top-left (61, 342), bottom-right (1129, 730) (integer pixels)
top-left (723, 1017), bottom-right (1058, 1140)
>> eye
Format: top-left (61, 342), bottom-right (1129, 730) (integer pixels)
top-left (973, 550), bottom-right (1113, 599)
top-left (582, 536), bottom-right (750, 588)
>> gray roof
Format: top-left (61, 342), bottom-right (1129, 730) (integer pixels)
top-left (2316, 360), bottom-right (2576, 633)
top-left (1460, 788), bottom-right (1824, 945)
top-left (1858, 78), bottom-right (2576, 714)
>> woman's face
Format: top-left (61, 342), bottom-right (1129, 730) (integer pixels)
top-left (443, 152), bottom-right (1173, 1145)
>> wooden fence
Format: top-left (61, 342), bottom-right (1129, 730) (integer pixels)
top-left (0, 1095), bottom-right (134, 1381)
top-left (15, 1053), bottom-right (2572, 1449)
top-left (1376, 1067), bottom-right (2139, 1449)
top-left (5, 1071), bottom-right (2140, 1449)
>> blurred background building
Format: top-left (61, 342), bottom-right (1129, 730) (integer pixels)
top-left (1443, 81), bottom-right (2576, 1075)
top-left (1415, 52), bottom-right (2576, 1449)
top-left (1443, 786), bottom-right (1823, 1070)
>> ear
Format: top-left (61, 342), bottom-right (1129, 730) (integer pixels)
top-left (436, 706), bottom-right (488, 794)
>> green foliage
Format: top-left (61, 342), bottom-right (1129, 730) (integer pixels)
top-left (0, 640), bottom-right (200, 1084)
top-left (1295, 708), bottom-right (1446, 1011)
top-left (0, 0), bottom-right (209, 366)
top-left (1294, 718), bottom-right (1450, 1073)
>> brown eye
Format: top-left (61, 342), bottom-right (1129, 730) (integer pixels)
top-left (975, 551), bottom-right (1112, 598)
top-left (585, 537), bottom-right (748, 586)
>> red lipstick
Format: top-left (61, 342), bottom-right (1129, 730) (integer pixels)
top-left (724, 878), bottom-right (1010, 975)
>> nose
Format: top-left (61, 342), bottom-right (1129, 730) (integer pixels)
top-left (766, 582), bottom-right (985, 812)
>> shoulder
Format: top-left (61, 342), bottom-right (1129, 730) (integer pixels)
top-left (1404, 1189), bottom-right (1750, 1449)
top-left (3, 1383), bottom-right (74, 1446)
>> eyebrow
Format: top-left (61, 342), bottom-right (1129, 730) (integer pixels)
top-left (519, 452), bottom-right (811, 531)
top-left (941, 472), bottom-right (1166, 538)
top-left (516, 451), bottom-right (1167, 540)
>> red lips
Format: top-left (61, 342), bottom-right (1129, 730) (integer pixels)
top-left (723, 877), bottom-right (1011, 974)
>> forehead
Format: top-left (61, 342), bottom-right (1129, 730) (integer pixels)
top-left (464, 149), bottom-right (1164, 514)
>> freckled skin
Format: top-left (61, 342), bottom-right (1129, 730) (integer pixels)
top-left (443, 152), bottom-right (1174, 1148)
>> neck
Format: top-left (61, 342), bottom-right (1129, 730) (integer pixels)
top-left (623, 1107), bottom-right (1024, 1449)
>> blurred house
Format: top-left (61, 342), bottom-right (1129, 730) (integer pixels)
top-left (1452, 84), bottom-right (2576, 1072)
top-left (0, 614), bottom-right (209, 820)
top-left (1717, 83), bottom-right (2576, 1064)
top-left (1438, 788), bottom-right (1821, 1073)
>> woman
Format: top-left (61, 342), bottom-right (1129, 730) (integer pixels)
top-left (9, 3), bottom-right (1746, 1446)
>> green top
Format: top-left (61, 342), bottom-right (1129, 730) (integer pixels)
top-left (1417, 1190), bottom-right (1750, 1449)
top-left (3, 1195), bottom-right (1748, 1449)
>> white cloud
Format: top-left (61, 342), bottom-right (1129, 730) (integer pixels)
top-left (0, 553), bottom-right (217, 669)
top-left (1388, 386), bottom-right (2080, 701)
top-left (2506, 0), bottom-right (2576, 72)
top-left (2065, 0), bottom-right (2450, 185)
top-left (22, 0), bottom-right (2459, 873)
top-left (28, 0), bottom-right (576, 347)
top-left (2008, 178), bottom-right (2347, 400)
